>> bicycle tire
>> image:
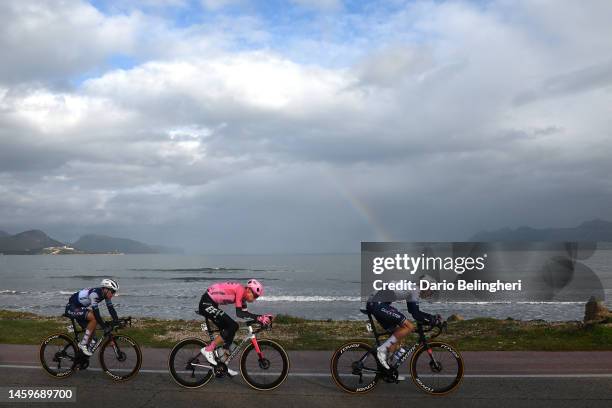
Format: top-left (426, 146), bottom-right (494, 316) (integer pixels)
top-left (99, 334), bottom-right (142, 381)
top-left (409, 341), bottom-right (464, 395)
top-left (240, 339), bottom-right (289, 390)
top-left (330, 341), bottom-right (380, 394)
top-left (39, 333), bottom-right (78, 379)
top-left (168, 338), bottom-right (214, 388)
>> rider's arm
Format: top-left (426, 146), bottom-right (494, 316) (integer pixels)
top-left (91, 303), bottom-right (107, 327)
top-left (235, 306), bottom-right (259, 320)
top-left (105, 298), bottom-right (119, 321)
top-left (234, 285), bottom-right (260, 320)
top-left (406, 301), bottom-right (434, 324)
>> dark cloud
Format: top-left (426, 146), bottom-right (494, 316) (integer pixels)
top-left (1, 0), bottom-right (612, 252)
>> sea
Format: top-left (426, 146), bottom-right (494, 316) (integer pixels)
top-left (0, 253), bottom-right (610, 322)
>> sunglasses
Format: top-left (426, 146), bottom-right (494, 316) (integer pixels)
top-left (249, 288), bottom-right (260, 298)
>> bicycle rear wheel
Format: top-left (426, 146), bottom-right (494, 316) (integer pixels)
top-left (410, 341), bottom-right (464, 395)
top-left (240, 339), bottom-right (289, 390)
top-left (39, 333), bottom-right (78, 378)
top-left (168, 338), bottom-right (214, 388)
top-left (99, 334), bottom-right (142, 381)
top-left (330, 341), bottom-right (380, 393)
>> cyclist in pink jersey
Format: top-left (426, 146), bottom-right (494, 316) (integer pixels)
top-left (199, 279), bottom-right (272, 372)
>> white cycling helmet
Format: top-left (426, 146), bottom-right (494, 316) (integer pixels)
top-left (101, 278), bottom-right (119, 292)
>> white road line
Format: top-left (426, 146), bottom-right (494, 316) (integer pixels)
top-left (1, 365), bottom-right (612, 378)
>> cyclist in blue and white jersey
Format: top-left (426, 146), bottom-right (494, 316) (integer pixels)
top-left (65, 279), bottom-right (120, 356)
top-left (366, 276), bottom-right (441, 370)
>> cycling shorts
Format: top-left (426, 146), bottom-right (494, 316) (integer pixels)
top-left (64, 303), bottom-right (89, 327)
top-left (199, 293), bottom-right (239, 346)
top-left (367, 302), bottom-right (407, 331)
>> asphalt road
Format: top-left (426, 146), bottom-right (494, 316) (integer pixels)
top-left (1, 345), bottom-right (611, 408)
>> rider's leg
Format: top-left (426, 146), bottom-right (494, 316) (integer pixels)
top-left (205, 314), bottom-right (238, 350)
top-left (200, 306), bottom-right (238, 366)
top-left (205, 335), bottom-right (224, 352)
top-left (75, 311), bottom-right (96, 356)
top-left (79, 311), bottom-right (97, 346)
top-left (375, 304), bottom-right (411, 369)
top-left (387, 320), bottom-right (414, 354)
top-left (220, 319), bottom-right (239, 350)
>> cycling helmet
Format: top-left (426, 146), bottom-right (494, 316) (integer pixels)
top-left (419, 274), bottom-right (438, 286)
top-left (418, 274), bottom-right (438, 298)
top-left (246, 279), bottom-right (264, 298)
top-left (101, 278), bottom-right (119, 292)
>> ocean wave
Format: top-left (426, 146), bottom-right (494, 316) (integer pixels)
top-left (127, 267), bottom-right (271, 273)
top-left (440, 301), bottom-right (586, 305)
top-left (0, 290), bottom-right (29, 295)
top-left (119, 293), bottom-right (195, 299)
top-left (168, 277), bottom-right (280, 282)
top-left (326, 278), bottom-right (360, 284)
top-left (50, 275), bottom-right (114, 279)
top-left (50, 275), bottom-right (273, 282)
top-left (259, 295), bottom-right (361, 302)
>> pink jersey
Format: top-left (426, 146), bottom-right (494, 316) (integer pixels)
top-left (207, 282), bottom-right (246, 308)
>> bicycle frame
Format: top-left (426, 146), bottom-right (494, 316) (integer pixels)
top-left (361, 302), bottom-right (437, 373)
top-left (195, 317), bottom-right (265, 368)
top-left (63, 316), bottom-right (128, 358)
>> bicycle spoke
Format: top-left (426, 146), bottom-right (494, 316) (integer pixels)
top-left (40, 334), bottom-right (76, 378)
top-left (240, 340), bottom-right (289, 390)
top-left (411, 342), bottom-right (463, 394)
top-left (169, 339), bottom-right (213, 388)
top-left (331, 342), bottom-right (379, 393)
top-left (99, 335), bottom-right (141, 380)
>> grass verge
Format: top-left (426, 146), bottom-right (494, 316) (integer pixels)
top-left (1, 310), bottom-right (610, 351)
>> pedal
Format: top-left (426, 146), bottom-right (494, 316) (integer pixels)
top-left (214, 363), bottom-right (227, 378)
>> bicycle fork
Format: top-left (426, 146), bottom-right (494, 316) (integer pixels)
top-left (249, 326), bottom-right (270, 369)
top-left (422, 341), bottom-right (442, 372)
top-left (106, 336), bottom-right (127, 362)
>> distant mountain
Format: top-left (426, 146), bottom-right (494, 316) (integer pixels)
top-left (149, 244), bottom-right (184, 254)
top-left (72, 234), bottom-right (160, 254)
top-left (0, 230), bottom-right (10, 238)
top-left (470, 219), bottom-right (612, 241)
top-left (0, 230), bottom-right (65, 254)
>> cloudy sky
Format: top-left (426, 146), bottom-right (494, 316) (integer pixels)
top-left (1, 0), bottom-right (611, 253)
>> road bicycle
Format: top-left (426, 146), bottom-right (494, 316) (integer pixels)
top-left (168, 310), bottom-right (289, 390)
top-left (330, 303), bottom-right (464, 395)
top-left (39, 315), bottom-right (142, 381)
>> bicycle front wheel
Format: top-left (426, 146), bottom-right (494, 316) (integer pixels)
top-left (39, 333), bottom-right (78, 378)
top-left (240, 339), bottom-right (289, 390)
top-left (168, 338), bottom-right (214, 388)
top-left (330, 341), bottom-right (379, 393)
top-left (410, 341), bottom-right (464, 395)
top-left (99, 335), bottom-right (142, 381)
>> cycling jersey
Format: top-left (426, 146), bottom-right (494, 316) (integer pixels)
top-left (206, 282), bottom-right (247, 308)
top-left (67, 287), bottom-right (119, 326)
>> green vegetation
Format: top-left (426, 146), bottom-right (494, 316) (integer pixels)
top-left (1, 310), bottom-right (610, 351)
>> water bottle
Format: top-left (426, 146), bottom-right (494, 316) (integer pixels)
top-left (390, 347), bottom-right (408, 367)
top-left (215, 342), bottom-right (238, 362)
